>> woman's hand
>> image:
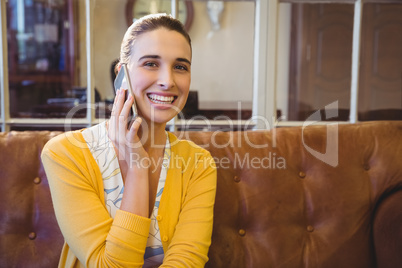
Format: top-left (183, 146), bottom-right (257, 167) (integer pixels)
top-left (108, 89), bottom-right (149, 175)
top-left (107, 88), bottom-right (150, 217)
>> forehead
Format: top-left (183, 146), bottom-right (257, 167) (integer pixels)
top-left (132, 28), bottom-right (191, 61)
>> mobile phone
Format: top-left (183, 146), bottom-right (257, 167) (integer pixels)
top-left (113, 63), bottom-right (138, 118)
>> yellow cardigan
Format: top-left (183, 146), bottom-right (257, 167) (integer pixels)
top-left (41, 130), bottom-right (217, 267)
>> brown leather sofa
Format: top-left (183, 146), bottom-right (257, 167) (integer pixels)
top-left (1, 121), bottom-right (401, 267)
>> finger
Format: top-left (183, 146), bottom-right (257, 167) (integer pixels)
top-left (121, 93), bottom-right (135, 123)
top-left (110, 89), bottom-right (120, 116)
top-left (114, 88), bottom-right (126, 116)
top-left (118, 92), bottom-right (134, 134)
top-left (111, 88), bottom-right (126, 138)
top-left (117, 93), bottom-right (134, 153)
top-left (108, 89), bottom-right (122, 140)
top-left (127, 117), bottom-right (142, 147)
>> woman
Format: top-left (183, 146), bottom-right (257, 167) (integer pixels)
top-left (42, 14), bottom-right (217, 267)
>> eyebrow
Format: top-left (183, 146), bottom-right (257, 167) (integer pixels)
top-left (138, 55), bottom-right (191, 65)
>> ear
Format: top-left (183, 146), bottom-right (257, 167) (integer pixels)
top-left (114, 62), bottom-right (121, 75)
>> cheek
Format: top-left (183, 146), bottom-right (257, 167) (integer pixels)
top-left (177, 76), bottom-right (191, 93)
top-left (177, 77), bottom-right (191, 109)
top-left (131, 71), bottom-right (155, 94)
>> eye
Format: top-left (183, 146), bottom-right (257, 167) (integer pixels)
top-left (144, 61), bottom-right (158, 68)
top-left (175, 64), bottom-right (189, 71)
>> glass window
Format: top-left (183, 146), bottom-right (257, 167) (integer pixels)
top-left (277, 2), bottom-right (354, 122)
top-left (358, 2), bottom-right (402, 121)
top-left (7, 0), bottom-right (87, 119)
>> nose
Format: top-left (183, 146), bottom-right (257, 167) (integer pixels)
top-left (157, 67), bottom-right (175, 90)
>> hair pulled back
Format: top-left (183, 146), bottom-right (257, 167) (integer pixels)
top-left (117, 13), bottom-right (191, 73)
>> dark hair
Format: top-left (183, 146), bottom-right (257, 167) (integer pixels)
top-left (118, 13), bottom-right (191, 71)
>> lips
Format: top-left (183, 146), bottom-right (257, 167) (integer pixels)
top-left (147, 93), bottom-right (177, 104)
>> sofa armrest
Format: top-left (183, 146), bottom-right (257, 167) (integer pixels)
top-left (373, 190), bottom-right (402, 268)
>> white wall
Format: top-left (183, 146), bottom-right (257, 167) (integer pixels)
top-left (189, 1), bottom-right (255, 104)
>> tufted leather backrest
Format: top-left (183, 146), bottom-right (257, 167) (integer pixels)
top-left (0, 131), bottom-right (64, 268)
top-left (0, 121), bottom-right (401, 268)
top-left (180, 121), bottom-right (402, 268)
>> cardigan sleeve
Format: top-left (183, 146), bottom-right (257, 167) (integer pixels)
top-left (161, 146), bottom-right (217, 267)
top-left (41, 131), bottom-right (151, 267)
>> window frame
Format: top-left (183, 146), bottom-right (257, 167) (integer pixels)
top-left (0, 0), bottom-right (9, 132)
top-left (270, 0), bottom-right (362, 127)
top-left (270, 0), bottom-right (400, 127)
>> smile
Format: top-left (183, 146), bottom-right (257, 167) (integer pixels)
top-left (147, 93), bottom-right (176, 104)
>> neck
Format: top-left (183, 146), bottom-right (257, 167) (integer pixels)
top-left (138, 120), bottom-right (167, 152)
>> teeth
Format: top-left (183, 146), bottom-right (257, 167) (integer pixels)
top-left (148, 93), bottom-right (175, 104)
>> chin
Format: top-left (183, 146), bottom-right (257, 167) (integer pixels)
top-left (141, 109), bottom-right (179, 125)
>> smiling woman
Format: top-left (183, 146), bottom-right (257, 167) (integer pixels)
top-left (120, 17), bottom-right (192, 125)
top-left (41, 14), bottom-right (217, 268)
